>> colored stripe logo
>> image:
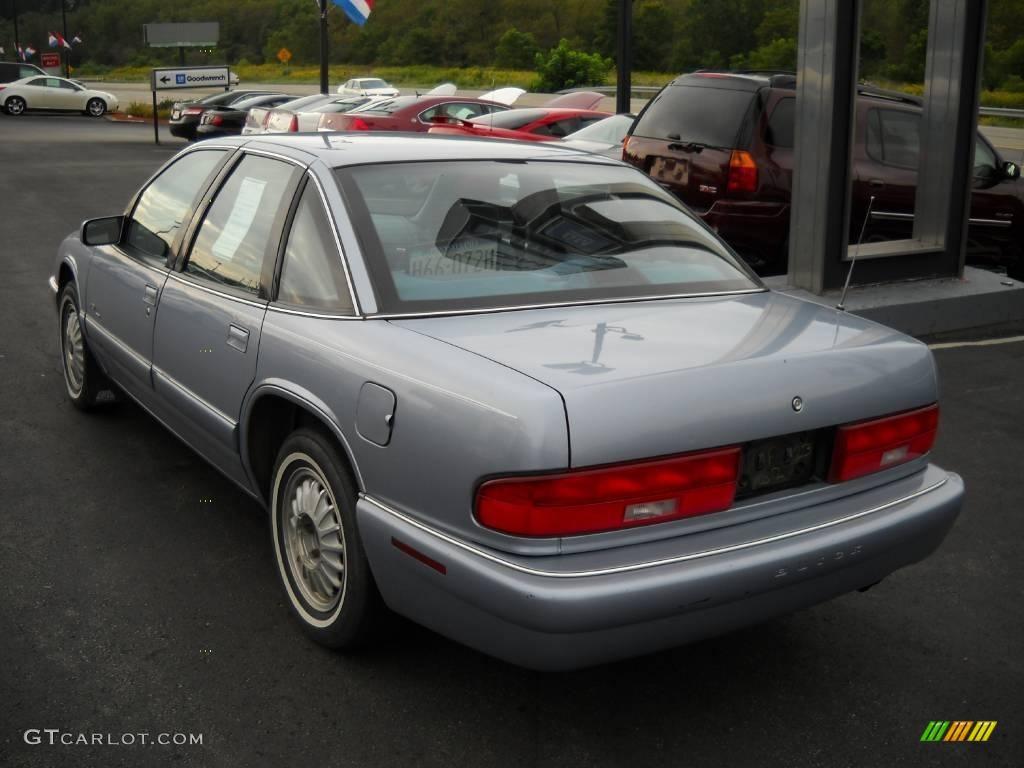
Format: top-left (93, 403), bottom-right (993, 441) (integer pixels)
top-left (920, 721), bottom-right (997, 742)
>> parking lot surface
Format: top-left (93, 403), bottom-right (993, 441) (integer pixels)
top-left (1, 116), bottom-right (1021, 768)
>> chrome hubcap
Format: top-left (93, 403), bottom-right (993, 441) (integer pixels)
top-left (281, 468), bottom-right (346, 612)
top-left (9, 100), bottom-right (23, 114)
top-left (62, 302), bottom-right (85, 395)
top-left (88, 101), bottom-right (103, 115)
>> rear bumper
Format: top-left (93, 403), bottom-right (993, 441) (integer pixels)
top-left (358, 464), bottom-right (963, 670)
top-left (168, 119), bottom-right (199, 139)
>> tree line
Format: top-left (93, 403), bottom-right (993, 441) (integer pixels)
top-left (1, 0), bottom-right (1022, 90)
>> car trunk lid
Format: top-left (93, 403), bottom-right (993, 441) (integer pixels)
top-left (391, 292), bottom-right (937, 469)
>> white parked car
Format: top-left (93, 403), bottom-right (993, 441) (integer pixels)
top-left (336, 77), bottom-right (399, 98)
top-left (1, 75), bottom-right (118, 117)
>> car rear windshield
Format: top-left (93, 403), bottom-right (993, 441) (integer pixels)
top-left (469, 109), bottom-right (548, 129)
top-left (336, 160), bottom-right (759, 314)
top-left (357, 96), bottom-right (420, 115)
top-left (632, 85), bottom-right (756, 148)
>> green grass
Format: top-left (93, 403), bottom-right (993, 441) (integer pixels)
top-left (124, 100), bottom-right (175, 119)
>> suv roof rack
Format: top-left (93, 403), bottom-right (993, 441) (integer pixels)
top-left (688, 69), bottom-right (797, 89)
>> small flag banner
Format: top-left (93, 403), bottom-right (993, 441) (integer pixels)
top-left (920, 721), bottom-right (997, 742)
top-left (332, 0), bottom-right (373, 27)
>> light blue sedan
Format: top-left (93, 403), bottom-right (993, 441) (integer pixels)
top-left (51, 134), bottom-right (963, 669)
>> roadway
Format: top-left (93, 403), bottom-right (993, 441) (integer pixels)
top-left (0, 116), bottom-right (1021, 768)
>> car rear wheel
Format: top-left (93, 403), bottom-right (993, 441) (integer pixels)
top-left (58, 283), bottom-right (105, 410)
top-left (86, 98), bottom-right (106, 117)
top-left (5, 96), bottom-right (26, 116)
top-left (271, 427), bottom-right (383, 649)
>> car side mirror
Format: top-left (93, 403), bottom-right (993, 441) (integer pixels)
top-left (81, 215), bottom-right (124, 246)
top-left (1003, 161), bottom-right (1020, 180)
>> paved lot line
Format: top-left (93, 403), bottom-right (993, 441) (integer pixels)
top-left (928, 334), bottom-right (1024, 350)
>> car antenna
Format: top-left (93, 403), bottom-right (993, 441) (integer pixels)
top-left (837, 194), bottom-right (875, 312)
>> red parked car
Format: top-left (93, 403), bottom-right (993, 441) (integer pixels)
top-left (317, 95), bottom-right (510, 133)
top-left (427, 107), bottom-right (612, 142)
top-left (623, 71), bottom-right (1023, 278)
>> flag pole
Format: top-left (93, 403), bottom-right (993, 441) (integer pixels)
top-left (319, 0), bottom-right (329, 95)
top-left (61, 0), bottom-right (69, 77)
top-left (13, 0), bottom-right (20, 54)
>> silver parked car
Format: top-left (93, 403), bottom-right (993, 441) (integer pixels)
top-left (51, 134), bottom-right (963, 670)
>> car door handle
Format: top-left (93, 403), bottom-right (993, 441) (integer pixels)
top-left (868, 179), bottom-right (886, 188)
top-left (143, 283), bottom-right (158, 315)
top-left (226, 324), bottom-right (249, 353)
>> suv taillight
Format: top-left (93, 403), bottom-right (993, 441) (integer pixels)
top-left (726, 150), bottom-right (758, 193)
top-left (475, 447), bottom-right (741, 537)
top-left (828, 404), bottom-right (939, 483)
top-left (350, 117), bottom-right (369, 131)
top-left (288, 115), bottom-right (298, 132)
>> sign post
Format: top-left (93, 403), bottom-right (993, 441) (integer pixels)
top-left (149, 65), bottom-right (233, 146)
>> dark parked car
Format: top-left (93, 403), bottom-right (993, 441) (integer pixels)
top-left (623, 72), bottom-right (1023, 278)
top-left (170, 90), bottom-right (276, 140)
top-left (0, 61), bottom-right (45, 86)
top-left (196, 93), bottom-right (294, 138)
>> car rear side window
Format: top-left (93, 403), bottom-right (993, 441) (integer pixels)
top-left (185, 155), bottom-right (296, 296)
top-left (337, 160), bottom-right (759, 314)
top-left (276, 183), bottom-right (353, 313)
top-left (124, 149), bottom-right (225, 266)
top-left (632, 85), bottom-right (755, 147)
top-left (764, 98), bottom-right (795, 148)
top-left (866, 108), bottom-right (920, 169)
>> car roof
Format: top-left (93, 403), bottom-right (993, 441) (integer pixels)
top-left (208, 132), bottom-right (624, 167)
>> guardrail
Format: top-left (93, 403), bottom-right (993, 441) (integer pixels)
top-left (561, 86), bottom-right (1024, 118)
top-left (979, 106), bottom-right (1024, 118)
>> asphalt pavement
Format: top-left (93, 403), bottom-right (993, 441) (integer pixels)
top-left (0, 115), bottom-right (1021, 768)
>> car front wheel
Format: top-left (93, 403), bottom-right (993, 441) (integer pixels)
top-left (5, 96), bottom-right (26, 116)
top-left (58, 283), bottom-right (105, 409)
top-left (86, 98), bottom-right (106, 117)
top-left (271, 427), bottom-right (383, 649)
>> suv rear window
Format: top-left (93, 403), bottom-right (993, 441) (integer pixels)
top-left (632, 85), bottom-right (755, 148)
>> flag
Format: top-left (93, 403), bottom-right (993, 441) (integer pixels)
top-left (56, 32), bottom-right (72, 50)
top-left (48, 32), bottom-right (58, 48)
top-left (25, 46), bottom-right (37, 58)
top-left (16, 44), bottom-right (24, 61)
top-left (0, 46), bottom-right (5, 55)
top-left (72, 35), bottom-right (83, 44)
top-left (332, 0), bottom-right (373, 27)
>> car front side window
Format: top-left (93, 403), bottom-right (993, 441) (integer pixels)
top-left (974, 137), bottom-right (998, 176)
top-left (185, 154), bottom-right (296, 296)
top-left (276, 183), bottom-right (353, 313)
top-left (123, 150), bottom-right (226, 267)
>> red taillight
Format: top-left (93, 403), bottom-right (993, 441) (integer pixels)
top-left (350, 117), bottom-right (369, 131)
top-left (726, 149), bottom-right (758, 193)
top-left (210, 115), bottom-right (223, 126)
top-left (476, 448), bottom-right (741, 537)
top-left (183, 107), bottom-right (203, 116)
top-left (829, 404), bottom-right (939, 483)
top-left (288, 115), bottom-right (298, 132)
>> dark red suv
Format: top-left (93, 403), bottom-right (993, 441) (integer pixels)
top-left (623, 72), bottom-right (1023, 278)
